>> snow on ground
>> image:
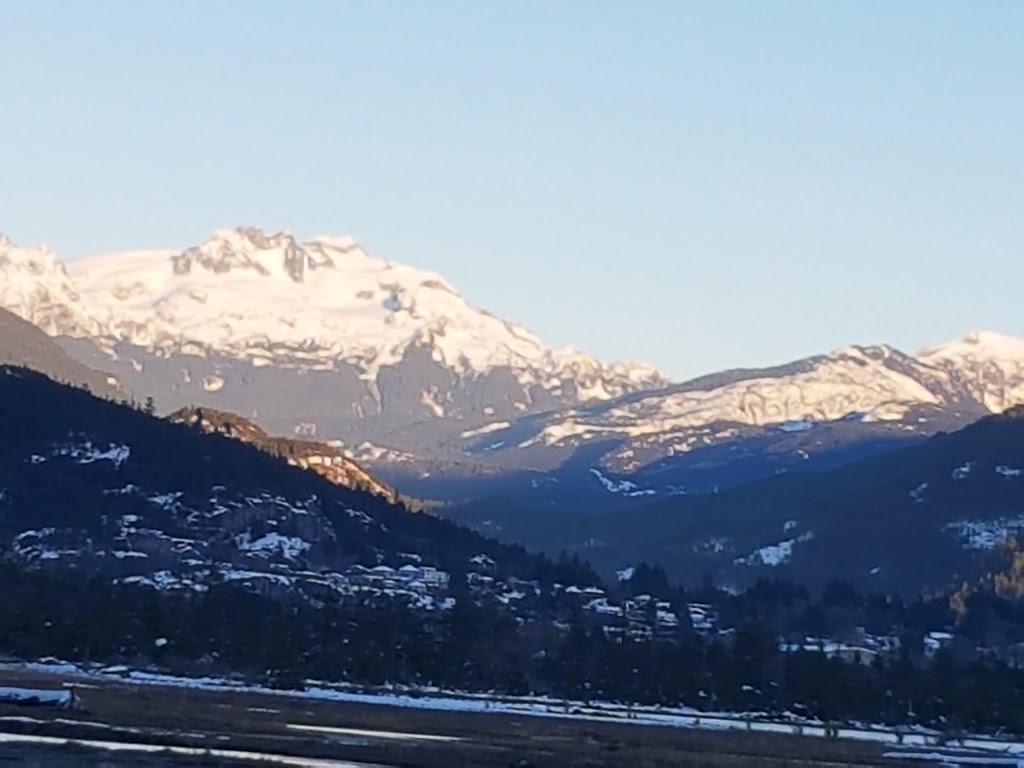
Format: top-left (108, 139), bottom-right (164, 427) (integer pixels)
top-left (589, 468), bottom-right (656, 497)
top-left (952, 461), bottom-right (976, 481)
top-left (0, 732), bottom-right (372, 767)
top-left (7, 659), bottom-right (1024, 754)
top-left (48, 441), bottom-right (131, 468)
top-left (944, 517), bottom-right (1024, 550)
top-left (459, 422), bottom-right (510, 439)
top-left (735, 533), bottom-right (814, 567)
top-left (778, 420), bottom-right (815, 433)
top-left (287, 723), bottom-right (462, 742)
top-left (235, 531), bottom-right (311, 561)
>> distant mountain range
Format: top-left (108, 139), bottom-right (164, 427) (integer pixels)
top-left (2, 228), bottom-right (1024, 509)
top-left (447, 406), bottom-right (1024, 594)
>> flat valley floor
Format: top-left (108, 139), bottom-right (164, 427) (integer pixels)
top-left (0, 669), bottom-right (932, 768)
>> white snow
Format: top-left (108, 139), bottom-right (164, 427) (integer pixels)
top-left (909, 482), bottom-right (928, 503)
top-left (6, 660), bottom-right (1024, 758)
top-left (693, 537), bottom-right (730, 554)
top-left (235, 531), bottom-right (311, 561)
top-left (735, 532), bottom-right (814, 567)
top-left (505, 331), bottom-right (1024, 471)
top-left (522, 344), bottom-right (956, 452)
top-left (0, 230), bottom-right (664, 396)
top-left (459, 421), bottom-right (510, 439)
top-left (0, 732), bottom-right (369, 767)
top-left (616, 566), bottom-right (636, 582)
top-left (148, 492), bottom-right (183, 508)
top-left (50, 441), bottom-right (130, 468)
top-left (778, 420), bottom-right (815, 432)
top-left (286, 723), bottom-right (462, 742)
top-left (951, 461), bottom-right (976, 480)
top-left (112, 550), bottom-right (148, 559)
top-left (419, 389), bottom-right (446, 418)
top-left (996, 464), bottom-right (1022, 478)
top-left (0, 687), bottom-right (74, 707)
top-left (589, 468), bottom-right (656, 497)
top-left (918, 330), bottom-right (1024, 412)
top-left (944, 517), bottom-right (1024, 550)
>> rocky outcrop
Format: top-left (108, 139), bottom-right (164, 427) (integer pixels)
top-left (167, 406), bottom-right (399, 504)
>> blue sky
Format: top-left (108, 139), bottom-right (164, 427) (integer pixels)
top-left (3, 1), bottom-right (1022, 380)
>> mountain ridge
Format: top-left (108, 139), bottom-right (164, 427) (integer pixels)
top-left (166, 404), bottom-right (401, 504)
top-left (4, 227), bottom-right (1024, 506)
top-left (460, 405), bottom-right (1024, 594)
top-left (0, 365), bottom-right (582, 605)
top-left (0, 307), bottom-right (120, 398)
top-left (2, 227), bottom-right (664, 391)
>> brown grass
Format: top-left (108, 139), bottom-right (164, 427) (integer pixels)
top-left (0, 669), bottom-right (917, 768)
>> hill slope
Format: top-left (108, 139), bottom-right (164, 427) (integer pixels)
top-left (0, 366), bottom-right (582, 606)
top-left (5, 229), bottom-right (1024, 508)
top-left (452, 408), bottom-right (1024, 594)
top-left (166, 405), bottom-right (400, 503)
top-left (0, 307), bottom-right (120, 398)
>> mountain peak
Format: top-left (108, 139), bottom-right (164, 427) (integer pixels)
top-left (208, 226), bottom-right (296, 251)
top-left (171, 226), bottom-right (327, 283)
top-left (0, 233), bottom-right (11, 248)
top-left (919, 330), bottom-right (1024, 362)
top-left (829, 343), bottom-right (898, 363)
top-left (0, 227), bottom-right (667, 403)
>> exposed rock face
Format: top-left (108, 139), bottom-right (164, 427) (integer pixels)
top-left (167, 406), bottom-right (399, 504)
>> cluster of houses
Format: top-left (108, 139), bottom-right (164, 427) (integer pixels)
top-left (344, 563), bottom-right (451, 592)
top-left (778, 631), bottom-right (903, 665)
top-left (556, 587), bottom-right (687, 640)
top-left (305, 554), bottom-right (547, 613)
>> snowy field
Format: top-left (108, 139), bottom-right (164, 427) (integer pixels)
top-left (2, 659), bottom-right (1023, 766)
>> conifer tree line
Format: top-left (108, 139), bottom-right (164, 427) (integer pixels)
top-left (5, 561), bottom-right (1024, 735)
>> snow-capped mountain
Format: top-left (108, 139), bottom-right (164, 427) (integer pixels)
top-left (5, 227), bottom-right (1024, 508)
top-left (457, 334), bottom-right (1024, 487)
top-left (0, 228), bottom-right (673, 489)
top-left (917, 331), bottom-right (1024, 413)
top-left (0, 227), bottom-right (663, 395)
top-left (0, 233), bottom-right (101, 337)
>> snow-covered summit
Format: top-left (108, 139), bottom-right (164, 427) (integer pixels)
top-left (919, 330), bottom-right (1024, 365)
top-left (0, 228), bottom-right (667, 397)
top-left (917, 330), bottom-right (1024, 413)
top-left (0, 238), bottom-right (99, 337)
top-left (491, 330), bottom-right (1024, 474)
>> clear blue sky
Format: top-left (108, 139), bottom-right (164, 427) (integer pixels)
top-left (3, 1), bottom-right (1022, 380)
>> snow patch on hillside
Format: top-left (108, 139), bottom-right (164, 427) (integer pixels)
top-left (589, 469), bottom-right (656, 497)
top-left (944, 518), bottom-right (1024, 550)
top-left (735, 532), bottom-right (815, 567)
top-left (460, 421), bottom-right (510, 439)
top-left (235, 531), bottom-right (312, 561)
